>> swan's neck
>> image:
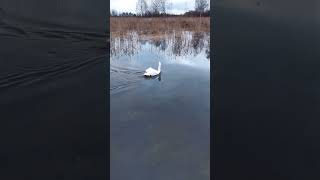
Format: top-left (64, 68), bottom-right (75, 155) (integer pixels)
top-left (158, 63), bottom-right (161, 72)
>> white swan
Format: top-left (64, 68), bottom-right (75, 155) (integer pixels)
top-left (144, 62), bottom-right (161, 77)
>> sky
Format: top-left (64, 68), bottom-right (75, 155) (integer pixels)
top-left (110, 0), bottom-right (200, 15)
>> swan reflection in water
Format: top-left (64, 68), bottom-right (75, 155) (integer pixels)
top-left (143, 72), bottom-right (161, 81)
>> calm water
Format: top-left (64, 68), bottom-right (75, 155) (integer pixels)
top-left (110, 31), bottom-right (210, 180)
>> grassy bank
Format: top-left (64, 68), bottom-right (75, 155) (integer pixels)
top-left (110, 17), bottom-right (210, 35)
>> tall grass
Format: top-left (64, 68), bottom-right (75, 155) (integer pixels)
top-left (110, 17), bottom-right (210, 36)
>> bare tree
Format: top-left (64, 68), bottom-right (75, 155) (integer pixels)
top-left (136, 0), bottom-right (148, 16)
top-left (184, 2), bottom-right (189, 12)
top-left (151, 0), bottom-right (161, 14)
top-left (150, 0), bottom-right (170, 15)
top-left (159, 0), bottom-right (167, 14)
top-left (195, 0), bottom-right (209, 13)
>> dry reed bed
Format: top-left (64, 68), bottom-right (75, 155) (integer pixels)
top-left (110, 17), bottom-right (210, 36)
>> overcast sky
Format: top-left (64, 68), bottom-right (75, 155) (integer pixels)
top-left (110, 0), bottom-right (202, 15)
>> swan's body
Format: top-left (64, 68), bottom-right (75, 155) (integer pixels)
top-left (144, 62), bottom-right (161, 77)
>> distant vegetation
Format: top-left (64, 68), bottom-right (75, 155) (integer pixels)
top-left (110, 10), bottom-right (210, 17)
top-left (110, 17), bottom-right (210, 35)
top-left (110, 0), bottom-right (210, 17)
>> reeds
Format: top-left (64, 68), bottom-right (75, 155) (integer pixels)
top-left (110, 17), bottom-right (210, 36)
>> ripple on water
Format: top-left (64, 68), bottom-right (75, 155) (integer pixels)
top-left (110, 64), bottom-right (145, 95)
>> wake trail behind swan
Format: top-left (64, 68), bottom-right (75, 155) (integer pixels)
top-left (110, 64), bottom-right (145, 95)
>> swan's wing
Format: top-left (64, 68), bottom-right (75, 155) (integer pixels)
top-left (145, 67), bottom-right (157, 73)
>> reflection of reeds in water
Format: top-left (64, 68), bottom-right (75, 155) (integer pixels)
top-left (191, 32), bottom-right (205, 55)
top-left (110, 31), bottom-right (210, 59)
top-left (173, 32), bottom-right (183, 56)
top-left (111, 32), bottom-right (141, 58)
top-left (206, 37), bottom-right (210, 59)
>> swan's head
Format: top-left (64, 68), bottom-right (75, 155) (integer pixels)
top-left (158, 61), bottom-right (161, 72)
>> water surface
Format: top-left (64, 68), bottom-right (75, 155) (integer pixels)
top-left (110, 31), bottom-right (210, 180)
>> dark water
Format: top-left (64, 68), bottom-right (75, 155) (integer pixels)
top-left (111, 31), bottom-right (210, 180)
top-left (0, 4), bottom-right (108, 179)
top-left (214, 1), bottom-right (320, 179)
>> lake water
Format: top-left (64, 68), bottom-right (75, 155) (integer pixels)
top-left (110, 31), bottom-right (210, 180)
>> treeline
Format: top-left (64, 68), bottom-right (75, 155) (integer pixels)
top-left (110, 0), bottom-right (210, 17)
top-left (110, 10), bottom-right (210, 17)
top-left (183, 10), bottom-right (210, 17)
